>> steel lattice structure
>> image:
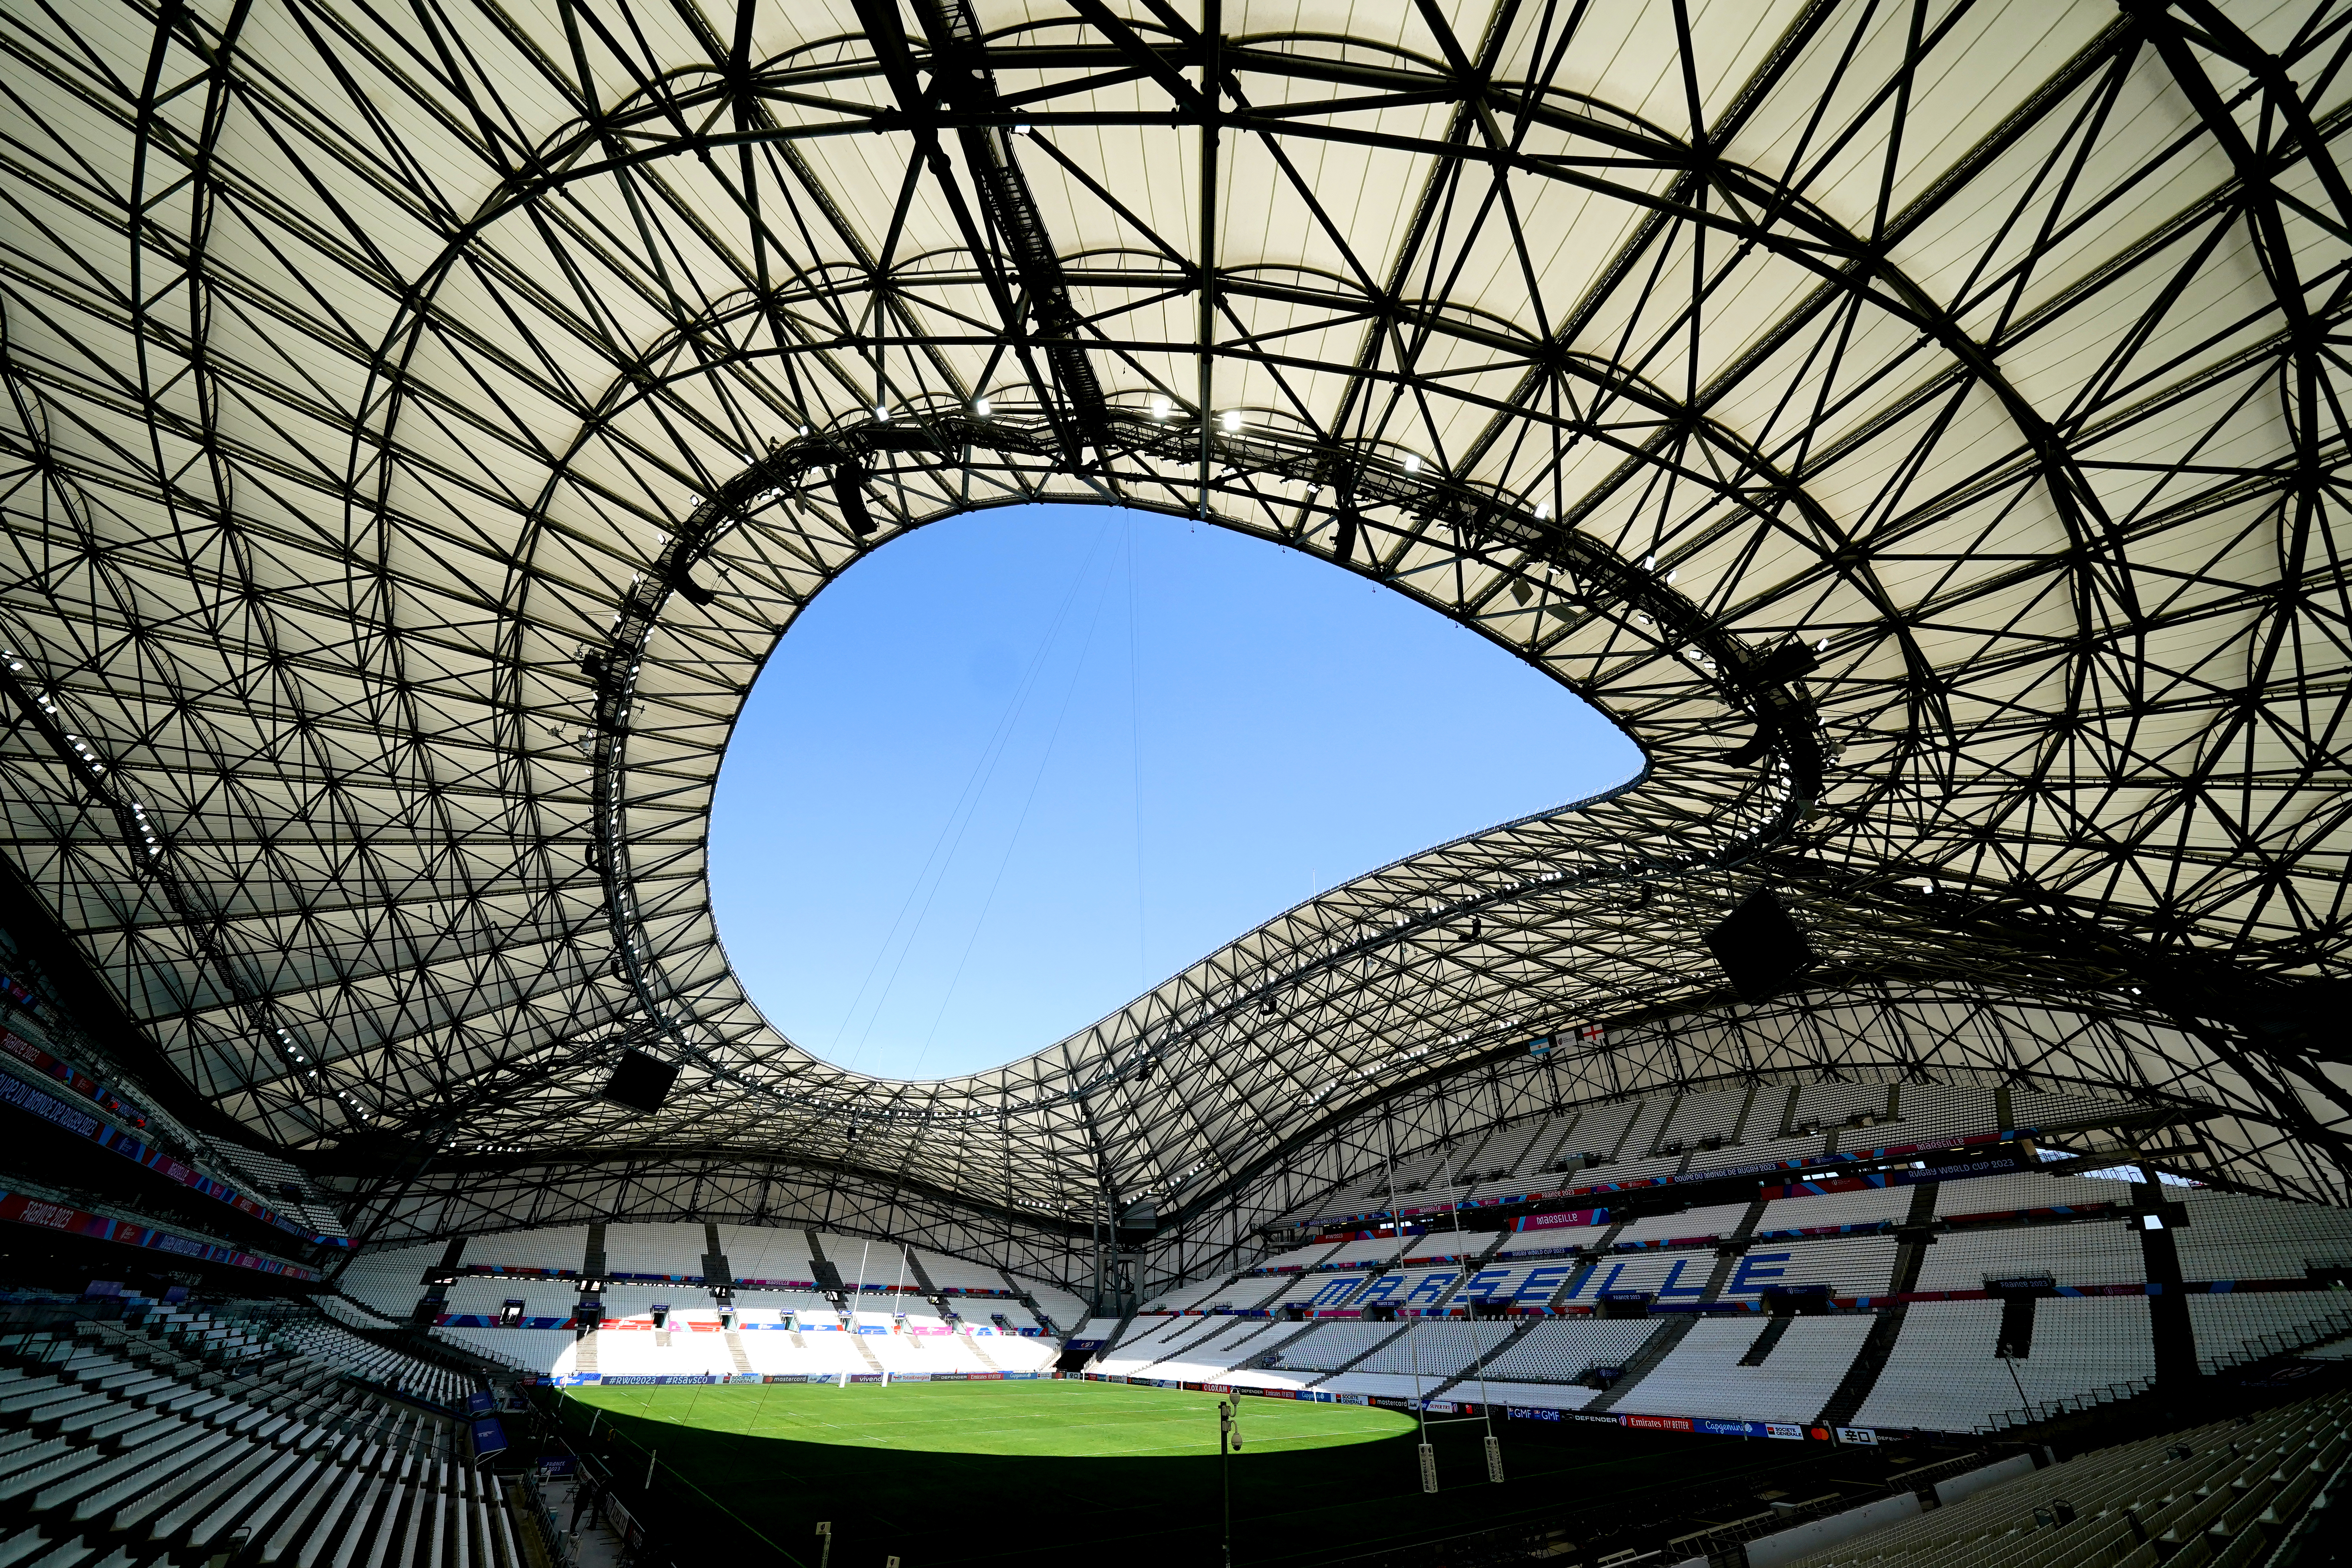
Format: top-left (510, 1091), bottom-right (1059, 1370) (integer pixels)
top-left (0, 0), bottom-right (2346, 1273)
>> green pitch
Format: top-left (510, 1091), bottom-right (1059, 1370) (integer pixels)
top-left (573, 1375), bottom-right (1411, 1458)
top-left (554, 1378), bottom-right (1826, 1568)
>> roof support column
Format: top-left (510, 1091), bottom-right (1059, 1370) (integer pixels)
top-left (1197, 0), bottom-right (1221, 519)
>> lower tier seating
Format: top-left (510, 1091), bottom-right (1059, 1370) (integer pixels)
top-left (1852, 1299), bottom-right (2156, 1434)
top-left (0, 1307), bottom-right (522, 1567)
top-left (431, 1319), bottom-right (1057, 1380)
top-left (1349, 1321), bottom-right (1513, 1379)
top-left (1481, 1317), bottom-right (1664, 1382)
top-left (2187, 1294), bottom-right (2352, 1375)
top-left (1616, 1315), bottom-right (1877, 1426)
top-left (1780, 1391), bottom-right (2350, 1567)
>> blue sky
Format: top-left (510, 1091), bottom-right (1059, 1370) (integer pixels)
top-left (709, 504), bottom-right (1641, 1080)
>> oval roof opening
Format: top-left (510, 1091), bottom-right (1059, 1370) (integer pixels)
top-left (712, 504), bottom-right (1641, 1081)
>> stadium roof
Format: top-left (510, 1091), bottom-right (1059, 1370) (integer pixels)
top-left (0, 0), bottom-right (2345, 1244)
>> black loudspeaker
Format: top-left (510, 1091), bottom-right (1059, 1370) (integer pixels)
top-left (1705, 888), bottom-right (1816, 1001)
top-left (831, 465), bottom-right (876, 536)
top-left (601, 1048), bottom-right (679, 1114)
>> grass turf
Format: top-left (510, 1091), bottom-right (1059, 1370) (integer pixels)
top-left (576, 1375), bottom-right (1412, 1458)
top-left (561, 1379), bottom-right (1816, 1568)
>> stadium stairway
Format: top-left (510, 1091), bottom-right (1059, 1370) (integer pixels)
top-left (1303, 1321), bottom-right (1416, 1388)
top-left (805, 1230), bottom-right (846, 1294)
top-left (322, 1308), bottom-right (508, 1386)
top-left (699, 1220), bottom-right (731, 1287)
top-left (413, 1238), bottom-right (466, 1326)
top-left (1144, 1316), bottom-right (1262, 1376)
top-left (1581, 1315), bottom-right (1699, 1412)
top-left (1093, 1309), bottom-right (1138, 1365)
top-left (1012, 1288), bottom-right (1060, 1335)
top-left (903, 1250), bottom-right (942, 1297)
top-left (1816, 1310), bottom-right (1908, 1429)
top-left (1696, 1229), bottom-right (1763, 1303)
top-left (1740, 1315), bottom-right (1797, 1367)
top-left (326, 1290), bottom-right (408, 1326)
top-left (1426, 1319), bottom-right (1539, 1402)
top-left (1792, 1188), bottom-right (1940, 1427)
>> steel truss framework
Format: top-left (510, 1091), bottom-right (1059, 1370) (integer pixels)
top-left (0, 0), bottom-right (2347, 1275)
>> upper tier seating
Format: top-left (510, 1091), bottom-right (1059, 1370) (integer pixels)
top-left (912, 1249), bottom-right (1012, 1293)
top-left (1561, 1250), bottom-right (1722, 1303)
top-left (1565, 1151), bottom-right (1690, 1188)
top-left (817, 1233), bottom-right (907, 1289)
top-left (714, 1224), bottom-right (818, 1281)
top-left (442, 1277), bottom-right (576, 1321)
top-left (1756, 1184), bottom-right (1917, 1234)
top-left (2008, 1089), bottom-right (2150, 1132)
top-left (1331, 1266), bottom-right (1464, 1313)
top-left (1267, 1272), bottom-right (1371, 1311)
top-left (461, 1225), bottom-right (592, 1272)
top-left (1609, 1201), bottom-right (1756, 1248)
top-left (1660, 1087), bottom-right (1751, 1147)
top-left (1723, 1236), bottom-right (1902, 1299)
top-left (1496, 1224), bottom-right (1610, 1257)
top-left (732, 1292), bottom-right (837, 1321)
top-left (1453, 1258), bottom-right (1596, 1308)
top-left (1278, 1080), bottom-right (2146, 1228)
top-left (598, 1222), bottom-right (710, 1277)
top-left (1794, 1082), bottom-right (1893, 1129)
top-left (1892, 1086), bottom-right (2000, 1145)
top-left (1935, 1170), bottom-right (2139, 1217)
top-left (1251, 1242), bottom-right (1344, 1273)
top-left (1139, 1277), bottom-right (1239, 1313)
top-left (2171, 1188), bottom-right (2352, 1281)
top-left (1010, 1277), bottom-right (1089, 1330)
top-left (1318, 1237), bottom-right (1408, 1269)
top-left (1913, 1220), bottom-right (2150, 1292)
